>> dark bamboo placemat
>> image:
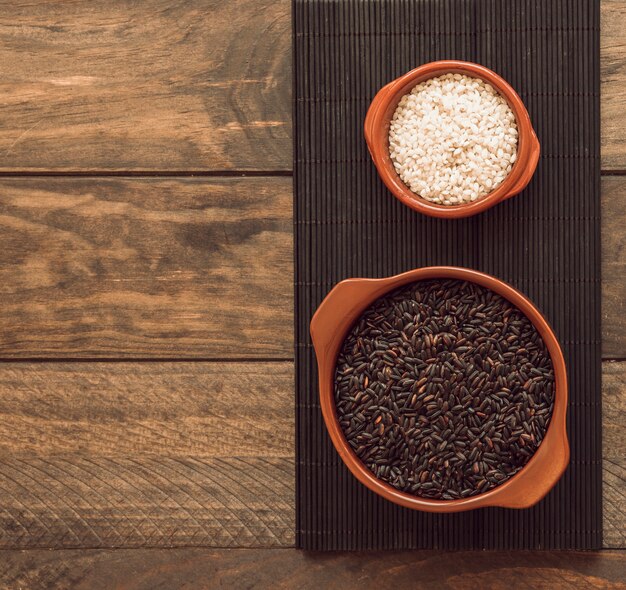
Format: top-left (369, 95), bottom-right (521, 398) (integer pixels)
top-left (294, 0), bottom-right (601, 550)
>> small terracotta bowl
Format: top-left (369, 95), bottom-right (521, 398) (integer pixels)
top-left (310, 266), bottom-right (568, 513)
top-left (364, 60), bottom-right (540, 218)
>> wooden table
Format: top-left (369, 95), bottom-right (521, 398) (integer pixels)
top-left (0, 1), bottom-right (624, 587)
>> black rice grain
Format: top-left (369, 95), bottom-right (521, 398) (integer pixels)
top-left (334, 279), bottom-right (555, 500)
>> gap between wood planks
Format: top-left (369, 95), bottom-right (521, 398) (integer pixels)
top-left (0, 358), bottom-right (621, 363)
top-left (0, 171), bottom-right (294, 178)
top-left (0, 358), bottom-right (295, 363)
top-left (0, 170), bottom-right (623, 176)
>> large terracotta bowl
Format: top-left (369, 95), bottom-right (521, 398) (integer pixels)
top-left (364, 61), bottom-right (541, 219)
top-left (310, 266), bottom-right (568, 513)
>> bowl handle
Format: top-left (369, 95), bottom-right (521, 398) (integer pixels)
top-left (503, 128), bottom-right (541, 200)
top-left (310, 278), bottom-right (389, 363)
top-left (364, 81), bottom-right (395, 154)
top-left (490, 428), bottom-right (569, 509)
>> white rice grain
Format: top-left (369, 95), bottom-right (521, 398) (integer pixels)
top-left (388, 73), bottom-right (518, 206)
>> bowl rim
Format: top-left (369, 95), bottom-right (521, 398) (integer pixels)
top-left (364, 60), bottom-right (541, 219)
top-left (310, 266), bottom-right (569, 512)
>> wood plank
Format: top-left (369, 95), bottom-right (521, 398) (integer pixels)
top-left (0, 362), bottom-right (294, 458)
top-left (602, 176), bottom-right (626, 358)
top-left (602, 361), bottom-right (626, 549)
top-left (1, 549), bottom-right (625, 589)
top-left (601, 0), bottom-right (626, 170)
top-left (0, 175), bottom-right (623, 359)
top-left (0, 177), bottom-right (292, 358)
top-left (0, 2), bottom-right (624, 171)
top-left (0, 0), bottom-right (291, 172)
top-left (0, 456), bottom-right (294, 548)
top-left (0, 361), bottom-right (294, 548)
top-left (0, 361), bottom-right (623, 549)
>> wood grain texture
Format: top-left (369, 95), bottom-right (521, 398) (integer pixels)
top-left (601, 0), bottom-right (626, 170)
top-left (0, 362), bottom-right (294, 457)
top-left (602, 176), bottom-right (626, 358)
top-left (0, 1), bottom-right (622, 560)
top-left (0, 1), bottom-right (624, 171)
top-left (0, 361), bottom-right (622, 549)
top-left (0, 177), bottom-right (292, 358)
top-left (0, 456), bottom-right (294, 549)
top-left (0, 175), bottom-right (623, 359)
top-left (602, 361), bottom-right (626, 549)
top-left (0, 362), bottom-right (294, 548)
top-left (1, 549), bottom-right (625, 590)
top-left (0, 0), bottom-right (291, 172)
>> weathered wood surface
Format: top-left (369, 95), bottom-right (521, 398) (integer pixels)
top-left (0, 0), bottom-right (622, 566)
top-left (0, 362), bottom-right (294, 548)
top-left (601, 0), bottom-right (626, 169)
top-left (0, 177), bottom-right (292, 358)
top-left (0, 361), bottom-right (622, 548)
top-left (1, 548), bottom-right (625, 589)
top-left (602, 361), bottom-right (626, 549)
top-left (0, 175), bottom-right (622, 358)
top-left (0, 0), bottom-right (291, 172)
top-left (0, 362), bottom-right (294, 458)
top-left (0, 1), bottom-right (623, 171)
top-left (602, 177), bottom-right (626, 358)
top-left (0, 456), bottom-right (294, 549)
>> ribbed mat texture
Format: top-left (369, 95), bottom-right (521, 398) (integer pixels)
top-left (294, 0), bottom-right (601, 550)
